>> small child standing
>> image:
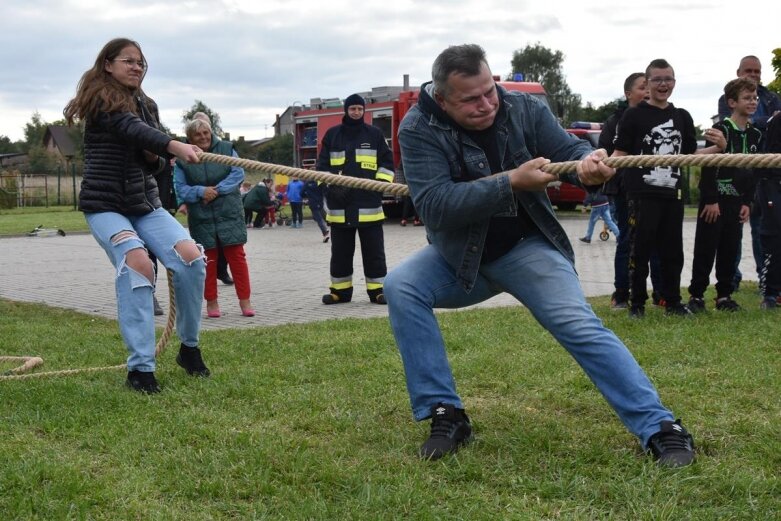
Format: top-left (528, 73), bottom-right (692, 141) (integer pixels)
top-left (263, 178), bottom-right (277, 227)
top-left (579, 188), bottom-right (620, 243)
top-left (240, 181), bottom-right (253, 227)
top-left (688, 78), bottom-right (762, 312)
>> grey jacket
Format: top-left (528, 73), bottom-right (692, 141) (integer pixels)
top-left (398, 83), bottom-right (593, 291)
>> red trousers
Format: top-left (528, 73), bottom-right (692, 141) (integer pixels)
top-left (204, 244), bottom-right (251, 301)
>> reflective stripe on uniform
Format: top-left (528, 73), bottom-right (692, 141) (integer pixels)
top-left (326, 208), bottom-right (345, 224)
top-left (356, 149), bottom-right (378, 171)
top-left (376, 167), bottom-right (394, 182)
top-left (330, 276), bottom-right (353, 289)
top-left (329, 151), bottom-right (346, 166)
top-left (366, 277), bottom-right (384, 290)
top-left (358, 207), bottom-right (385, 222)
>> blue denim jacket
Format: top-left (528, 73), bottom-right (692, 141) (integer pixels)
top-left (398, 83), bottom-right (594, 291)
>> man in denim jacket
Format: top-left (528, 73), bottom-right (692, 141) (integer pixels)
top-left (384, 44), bottom-right (695, 467)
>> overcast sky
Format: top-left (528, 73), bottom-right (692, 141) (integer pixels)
top-left (1, 0), bottom-right (779, 143)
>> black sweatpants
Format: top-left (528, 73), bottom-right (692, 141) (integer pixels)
top-left (628, 197), bottom-right (684, 306)
top-left (758, 178), bottom-right (781, 298)
top-left (688, 199), bottom-right (742, 299)
top-left (330, 224), bottom-right (387, 288)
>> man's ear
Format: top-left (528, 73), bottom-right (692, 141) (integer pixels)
top-left (434, 91), bottom-right (447, 110)
top-left (727, 98), bottom-right (737, 110)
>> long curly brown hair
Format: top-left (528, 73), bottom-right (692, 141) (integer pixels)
top-left (64, 38), bottom-right (147, 125)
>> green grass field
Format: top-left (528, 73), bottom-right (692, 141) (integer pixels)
top-left (0, 205), bottom-right (702, 237)
top-left (1, 286), bottom-right (778, 520)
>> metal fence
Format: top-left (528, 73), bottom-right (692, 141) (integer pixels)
top-left (0, 166), bottom-right (82, 209)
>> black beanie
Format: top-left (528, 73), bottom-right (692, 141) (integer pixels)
top-left (344, 93), bottom-right (365, 113)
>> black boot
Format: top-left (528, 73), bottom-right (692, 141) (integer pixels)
top-left (367, 288), bottom-right (387, 305)
top-left (322, 287), bottom-right (353, 305)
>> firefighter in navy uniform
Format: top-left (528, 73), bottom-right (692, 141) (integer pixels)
top-left (317, 93), bottom-right (395, 305)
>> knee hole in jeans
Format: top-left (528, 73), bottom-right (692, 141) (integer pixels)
top-left (125, 247), bottom-right (155, 283)
top-left (174, 239), bottom-right (203, 264)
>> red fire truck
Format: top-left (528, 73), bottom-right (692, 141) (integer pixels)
top-left (291, 81), bottom-right (589, 213)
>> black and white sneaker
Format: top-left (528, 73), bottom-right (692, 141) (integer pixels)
top-left (665, 303), bottom-right (693, 317)
top-left (715, 297), bottom-right (740, 312)
top-left (419, 403), bottom-right (473, 460)
top-left (646, 419), bottom-right (695, 467)
top-left (126, 370), bottom-right (161, 394)
top-left (687, 296), bottom-right (706, 314)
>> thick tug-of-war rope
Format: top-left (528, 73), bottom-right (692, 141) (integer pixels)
top-left (0, 271), bottom-right (176, 380)
top-left (199, 152), bottom-right (781, 196)
top-left (4, 151), bottom-right (781, 379)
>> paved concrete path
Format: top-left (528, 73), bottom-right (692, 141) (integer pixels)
top-left (0, 217), bottom-right (757, 331)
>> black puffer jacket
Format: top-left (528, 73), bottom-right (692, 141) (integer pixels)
top-left (78, 106), bottom-right (172, 215)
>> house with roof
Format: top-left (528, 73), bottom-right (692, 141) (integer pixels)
top-left (43, 125), bottom-right (78, 164)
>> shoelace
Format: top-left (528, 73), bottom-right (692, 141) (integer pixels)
top-left (429, 417), bottom-right (457, 438)
top-left (654, 430), bottom-right (690, 452)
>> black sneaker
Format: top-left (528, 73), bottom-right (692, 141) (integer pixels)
top-left (715, 297), bottom-right (740, 312)
top-left (665, 303), bottom-right (693, 317)
top-left (218, 272), bottom-right (234, 285)
top-left (126, 370), bottom-right (161, 394)
top-left (646, 419), bottom-right (695, 467)
top-left (610, 291), bottom-right (629, 311)
top-left (629, 304), bottom-right (645, 319)
top-left (176, 344), bottom-right (210, 377)
top-left (579, 237), bottom-right (591, 244)
top-left (687, 296), bottom-right (706, 314)
top-left (419, 403), bottom-right (473, 460)
top-left (652, 291), bottom-right (665, 307)
top-left (760, 297), bottom-right (777, 310)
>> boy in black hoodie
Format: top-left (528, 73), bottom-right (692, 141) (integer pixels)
top-left (613, 58), bottom-right (725, 317)
top-left (688, 78), bottom-right (762, 312)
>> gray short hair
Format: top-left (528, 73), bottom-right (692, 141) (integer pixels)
top-left (432, 44), bottom-right (489, 98)
top-left (185, 117), bottom-right (212, 139)
top-left (192, 111), bottom-right (210, 123)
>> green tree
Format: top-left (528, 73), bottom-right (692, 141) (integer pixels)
top-left (182, 100), bottom-right (224, 138)
top-left (0, 135), bottom-right (22, 154)
top-left (22, 111), bottom-right (49, 152)
top-left (767, 48), bottom-right (781, 96)
top-left (509, 43), bottom-right (581, 125)
top-left (577, 99), bottom-right (623, 125)
top-left (255, 134), bottom-right (293, 166)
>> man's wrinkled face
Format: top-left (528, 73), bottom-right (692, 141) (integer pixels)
top-left (737, 57), bottom-right (762, 84)
top-left (435, 61), bottom-right (499, 131)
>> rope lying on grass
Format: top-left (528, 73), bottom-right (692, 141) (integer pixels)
top-left (3, 151), bottom-right (781, 380)
top-left (0, 271), bottom-right (176, 380)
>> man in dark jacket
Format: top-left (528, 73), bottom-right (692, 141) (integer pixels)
top-left (384, 44), bottom-right (696, 467)
top-left (317, 94), bottom-right (394, 305)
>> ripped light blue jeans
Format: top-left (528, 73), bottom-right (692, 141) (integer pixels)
top-left (85, 208), bottom-right (205, 372)
top-left (384, 234), bottom-right (674, 447)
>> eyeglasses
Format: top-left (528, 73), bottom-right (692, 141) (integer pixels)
top-left (648, 77), bottom-right (676, 85)
top-left (113, 58), bottom-right (147, 70)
